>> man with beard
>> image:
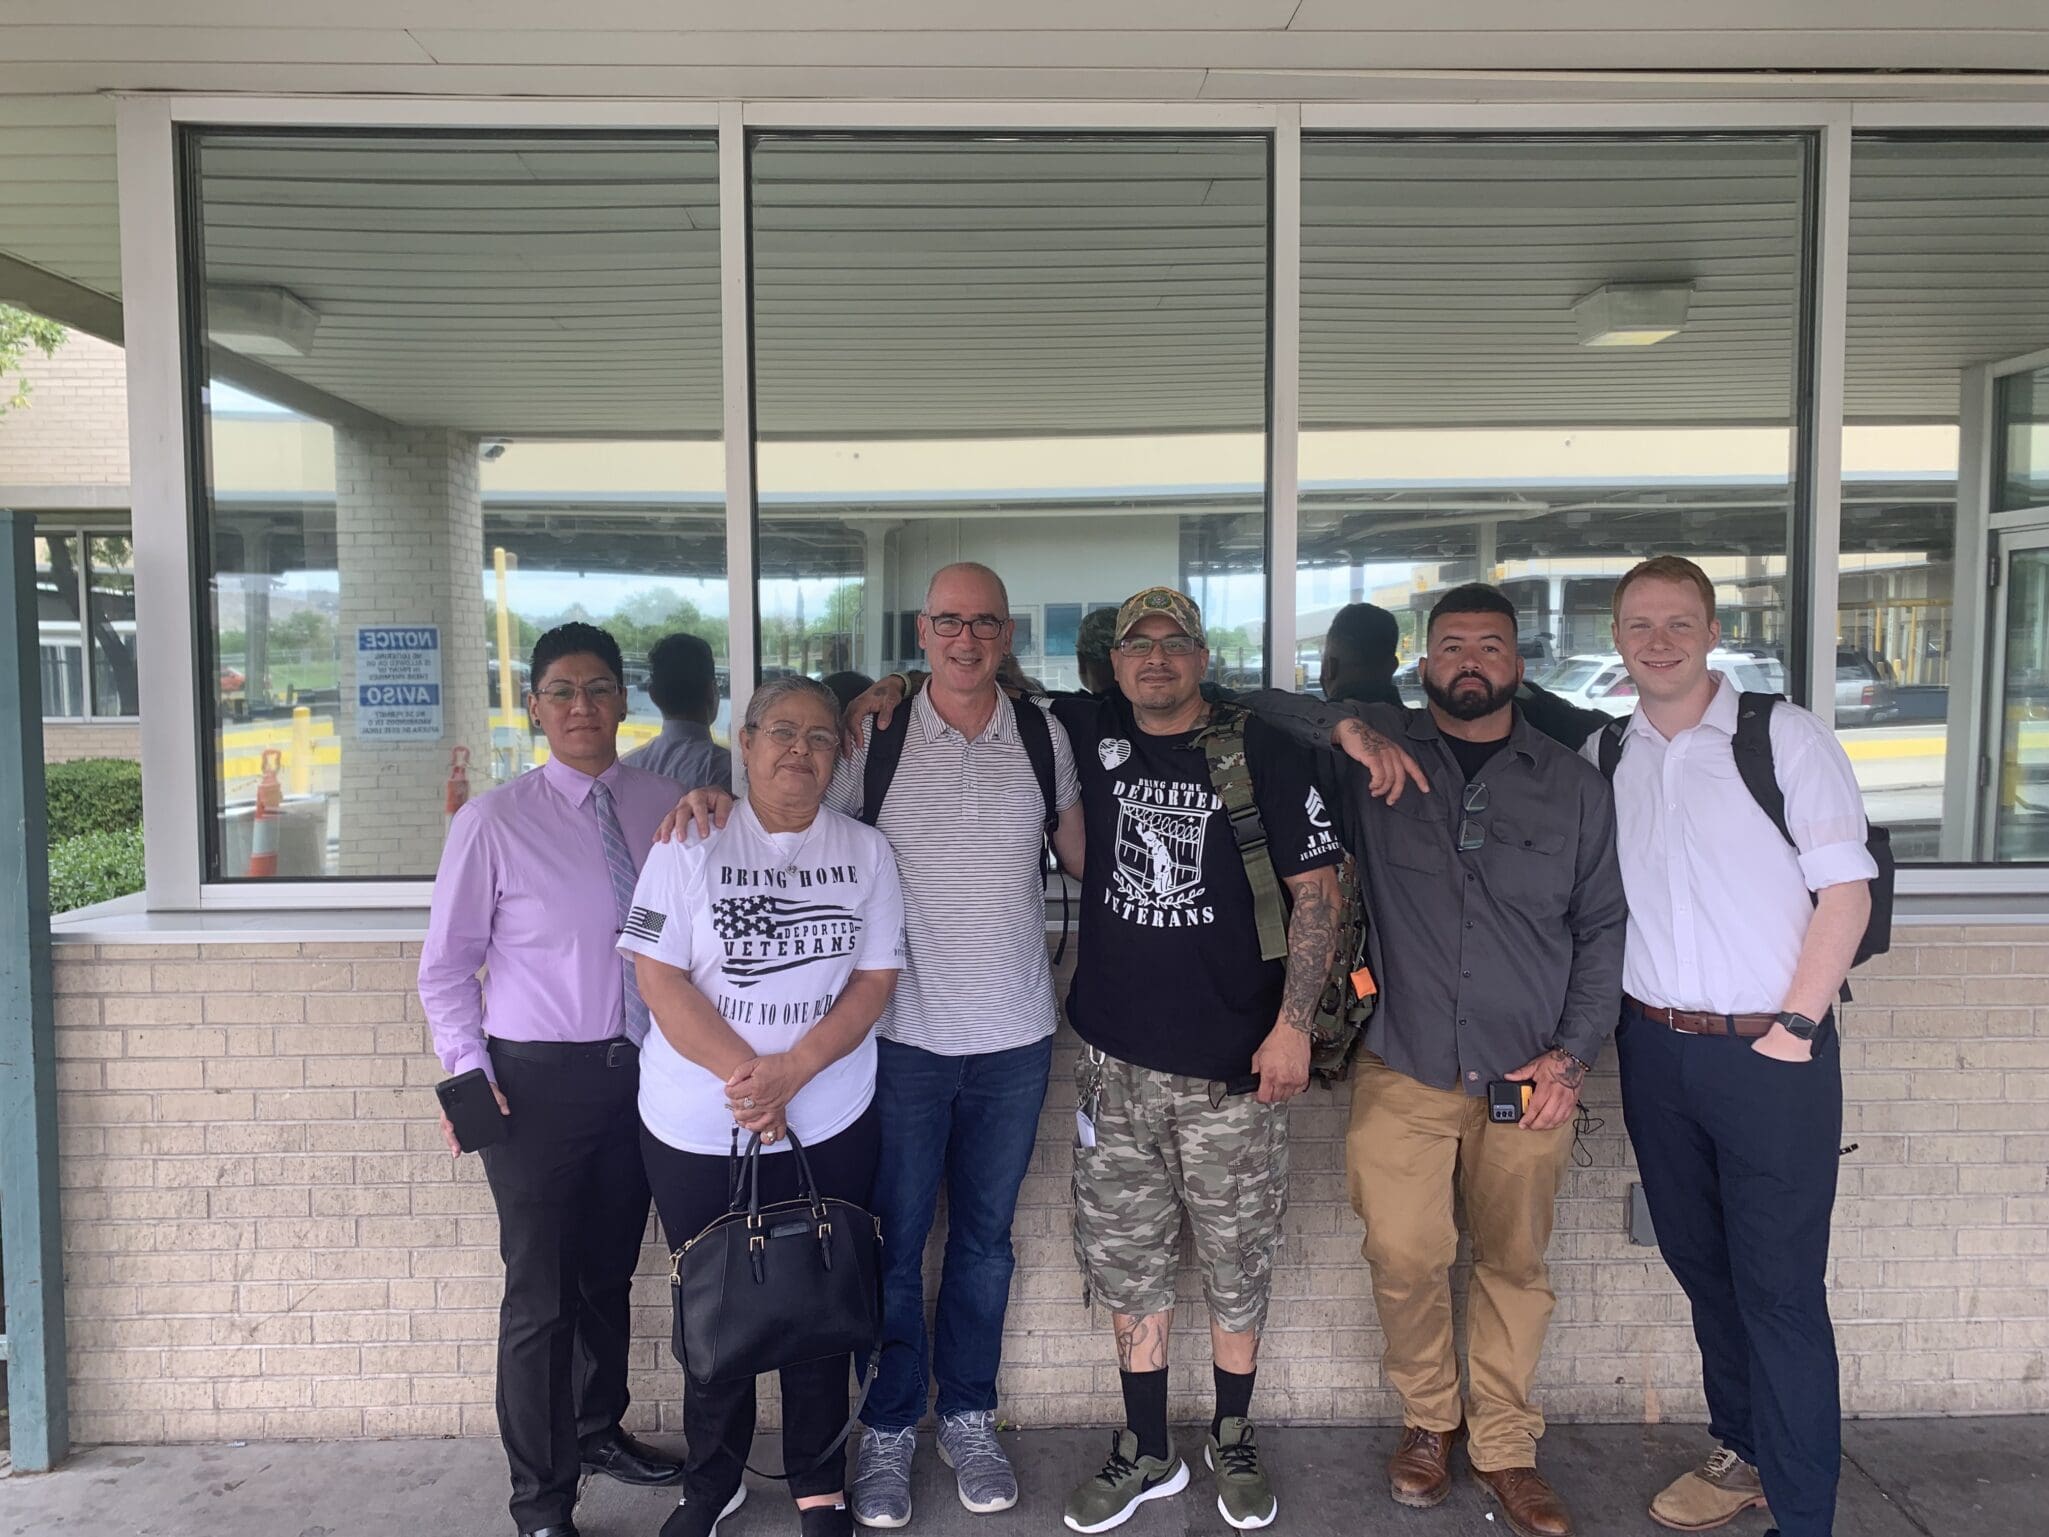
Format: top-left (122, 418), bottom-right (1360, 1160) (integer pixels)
top-left (1248, 583), bottom-right (1626, 1537)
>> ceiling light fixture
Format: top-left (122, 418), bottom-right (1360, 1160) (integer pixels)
top-left (207, 284), bottom-right (321, 357)
top-left (1572, 283), bottom-right (1692, 348)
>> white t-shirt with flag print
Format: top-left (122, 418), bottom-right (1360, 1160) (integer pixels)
top-left (618, 800), bottom-right (907, 1155)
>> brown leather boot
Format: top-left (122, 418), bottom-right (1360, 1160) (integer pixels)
top-left (1473, 1465), bottom-right (1574, 1537)
top-left (1386, 1424), bottom-right (1459, 1509)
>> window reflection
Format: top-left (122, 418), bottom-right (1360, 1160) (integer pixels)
top-left (750, 135), bottom-right (1270, 692)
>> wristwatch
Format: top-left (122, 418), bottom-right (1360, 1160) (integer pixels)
top-left (1775, 1011), bottom-right (1822, 1041)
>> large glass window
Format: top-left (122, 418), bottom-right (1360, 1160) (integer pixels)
top-left (185, 131), bottom-right (725, 880)
top-left (1838, 137), bottom-right (2049, 862)
top-left (749, 135), bottom-right (1270, 692)
top-left (1298, 136), bottom-right (1811, 707)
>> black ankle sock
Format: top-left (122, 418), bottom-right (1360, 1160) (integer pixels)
top-left (1211, 1365), bottom-right (1255, 1439)
top-left (798, 1502), bottom-right (852, 1537)
top-left (1119, 1368), bottom-right (1170, 1461)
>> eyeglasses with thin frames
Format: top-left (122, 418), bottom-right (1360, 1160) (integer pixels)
top-left (1115, 634), bottom-right (1201, 657)
top-left (926, 612), bottom-right (1006, 639)
top-left (533, 680), bottom-right (623, 707)
top-left (1458, 779), bottom-right (1489, 852)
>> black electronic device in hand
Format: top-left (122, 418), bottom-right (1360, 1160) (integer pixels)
top-left (436, 1069), bottom-right (507, 1152)
top-left (1487, 1080), bottom-right (1533, 1124)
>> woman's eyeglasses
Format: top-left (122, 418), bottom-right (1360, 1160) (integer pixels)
top-left (1458, 780), bottom-right (1489, 852)
top-left (759, 724), bottom-right (842, 754)
top-left (926, 613), bottom-right (1006, 639)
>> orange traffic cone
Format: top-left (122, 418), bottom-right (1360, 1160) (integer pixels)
top-left (247, 748), bottom-right (284, 877)
top-left (445, 745), bottom-right (471, 815)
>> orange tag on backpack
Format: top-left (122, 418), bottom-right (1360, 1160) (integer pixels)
top-left (1350, 965), bottom-right (1377, 999)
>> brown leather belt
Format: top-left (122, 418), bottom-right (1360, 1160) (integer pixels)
top-left (1623, 994), bottom-right (1777, 1039)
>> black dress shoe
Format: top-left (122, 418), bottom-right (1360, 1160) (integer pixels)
top-left (580, 1429), bottom-right (686, 1486)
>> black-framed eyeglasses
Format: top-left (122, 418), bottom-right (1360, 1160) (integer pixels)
top-left (1115, 634), bottom-right (1201, 657)
top-left (1458, 780), bottom-right (1488, 852)
top-left (926, 612), bottom-right (1006, 639)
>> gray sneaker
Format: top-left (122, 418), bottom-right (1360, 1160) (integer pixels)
top-left (938, 1410), bottom-right (1019, 1514)
top-left (851, 1425), bottom-right (917, 1529)
top-left (1062, 1430), bottom-right (1189, 1534)
top-left (1203, 1418), bottom-right (1277, 1530)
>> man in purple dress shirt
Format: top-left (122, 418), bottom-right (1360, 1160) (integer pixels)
top-left (420, 622), bottom-right (685, 1537)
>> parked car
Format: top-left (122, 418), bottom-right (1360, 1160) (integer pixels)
top-left (1835, 648), bottom-right (1899, 727)
top-left (1536, 650), bottom-right (1786, 718)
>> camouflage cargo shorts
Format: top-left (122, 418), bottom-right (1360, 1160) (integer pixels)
top-left (1069, 1048), bottom-right (1290, 1333)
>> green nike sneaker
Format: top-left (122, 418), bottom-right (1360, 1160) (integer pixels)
top-left (1204, 1417), bottom-right (1277, 1530)
top-left (1062, 1429), bottom-right (1189, 1533)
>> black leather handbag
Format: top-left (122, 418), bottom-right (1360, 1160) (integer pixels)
top-left (668, 1127), bottom-right (884, 1475)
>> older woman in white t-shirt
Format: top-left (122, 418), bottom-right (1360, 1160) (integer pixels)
top-left (620, 674), bottom-right (905, 1537)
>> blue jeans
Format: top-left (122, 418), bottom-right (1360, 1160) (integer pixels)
top-left (863, 1034), bottom-right (1053, 1431)
top-left (1617, 1000), bottom-right (1844, 1537)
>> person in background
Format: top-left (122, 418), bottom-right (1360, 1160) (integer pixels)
top-left (628, 632), bottom-right (731, 792)
top-left (1320, 602), bottom-right (1403, 707)
top-left (419, 621), bottom-right (686, 1537)
top-left (1076, 607), bottom-right (1118, 697)
top-left (824, 670), bottom-right (878, 710)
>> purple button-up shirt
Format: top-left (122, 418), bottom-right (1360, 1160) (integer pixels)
top-left (419, 755), bottom-right (680, 1081)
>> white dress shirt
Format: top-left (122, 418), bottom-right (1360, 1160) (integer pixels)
top-left (1580, 676), bottom-right (1878, 1015)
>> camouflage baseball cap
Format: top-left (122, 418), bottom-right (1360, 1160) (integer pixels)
top-left (1113, 586), bottom-right (1206, 646)
top-left (1076, 605), bottom-right (1120, 663)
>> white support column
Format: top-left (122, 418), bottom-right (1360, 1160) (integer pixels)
top-left (1267, 108), bottom-right (1302, 689)
top-left (115, 96), bottom-right (203, 909)
top-left (861, 520), bottom-right (902, 674)
top-left (1801, 119), bottom-right (1853, 717)
top-left (719, 105), bottom-right (758, 790)
top-left (1948, 365), bottom-right (1996, 860)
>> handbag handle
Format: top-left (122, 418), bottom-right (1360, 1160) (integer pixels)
top-left (726, 1126), bottom-right (829, 1222)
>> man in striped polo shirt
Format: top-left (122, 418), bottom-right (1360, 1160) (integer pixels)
top-left (819, 562), bottom-right (1083, 1525)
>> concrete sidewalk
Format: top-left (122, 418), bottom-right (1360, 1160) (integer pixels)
top-left (2, 1418), bottom-right (2040, 1536)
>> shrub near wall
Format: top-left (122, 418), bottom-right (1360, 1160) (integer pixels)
top-left (44, 757), bottom-right (145, 912)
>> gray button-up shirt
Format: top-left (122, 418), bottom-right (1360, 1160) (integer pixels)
top-left (1247, 692), bottom-right (1627, 1094)
top-left (624, 717), bottom-right (731, 794)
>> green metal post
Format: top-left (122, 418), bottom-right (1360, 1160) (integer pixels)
top-left (0, 507), bottom-right (69, 1470)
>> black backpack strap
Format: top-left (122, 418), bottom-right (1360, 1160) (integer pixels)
top-left (1731, 692), bottom-right (1797, 851)
top-left (1011, 693), bottom-right (1061, 835)
top-left (859, 706), bottom-right (911, 828)
top-left (1595, 717), bottom-right (1627, 779)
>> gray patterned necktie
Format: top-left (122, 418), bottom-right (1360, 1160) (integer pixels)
top-left (589, 779), bottom-right (653, 1043)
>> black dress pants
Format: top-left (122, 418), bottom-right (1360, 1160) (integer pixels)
top-left (1617, 1002), bottom-right (1844, 1537)
top-left (481, 1038), bottom-right (652, 1531)
top-left (642, 1101), bottom-right (881, 1502)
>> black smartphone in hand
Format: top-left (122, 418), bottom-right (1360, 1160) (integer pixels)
top-left (436, 1069), bottom-right (507, 1152)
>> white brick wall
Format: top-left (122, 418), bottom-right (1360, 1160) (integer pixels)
top-left (42, 721), bottom-right (142, 764)
top-left (333, 429), bottom-right (492, 878)
top-left (0, 331), bottom-right (130, 490)
top-left (46, 928), bottom-right (2049, 1446)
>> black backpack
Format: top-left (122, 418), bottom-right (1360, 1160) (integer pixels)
top-left (860, 690), bottom-right (1069, 960)
top-left (1596, 691), bottom-right (1895, 993)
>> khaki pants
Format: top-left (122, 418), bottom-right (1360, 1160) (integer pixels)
top-left (1345, 1053), bottom-right (1573, 1471)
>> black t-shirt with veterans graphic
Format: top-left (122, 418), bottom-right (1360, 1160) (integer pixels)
top-left (1051, 692), bottom-right (1344, 1080)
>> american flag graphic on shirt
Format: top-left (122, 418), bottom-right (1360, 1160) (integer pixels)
top-left (711, 893), bottom-right (860, 985)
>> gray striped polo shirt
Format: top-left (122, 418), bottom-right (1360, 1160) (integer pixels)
top-left (827, 686), bottom-right (1080, 1056)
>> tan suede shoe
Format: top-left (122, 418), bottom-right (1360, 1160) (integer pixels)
top-left (1650, 1447), bottom-right (1770, 1532)
top-left (1386, 1424), bottom-right (1459, 1509)
top-left (1473, 1465), bottom-right (1574, 1537)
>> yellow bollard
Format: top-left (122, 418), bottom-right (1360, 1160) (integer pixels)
top-left (290, 705), bottom-right (313, 796)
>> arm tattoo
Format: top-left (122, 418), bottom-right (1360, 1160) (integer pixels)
top-left (1549, 1046), bottom-right (1588, 1091)
top-left (1280, 877), bottom-right (1339, 1036)
top-left (1113, 1311), bottom-right (1172, 1371)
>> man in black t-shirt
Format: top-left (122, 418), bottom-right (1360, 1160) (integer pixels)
top-left (1051, 587), bottom-right (1342, 1536)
